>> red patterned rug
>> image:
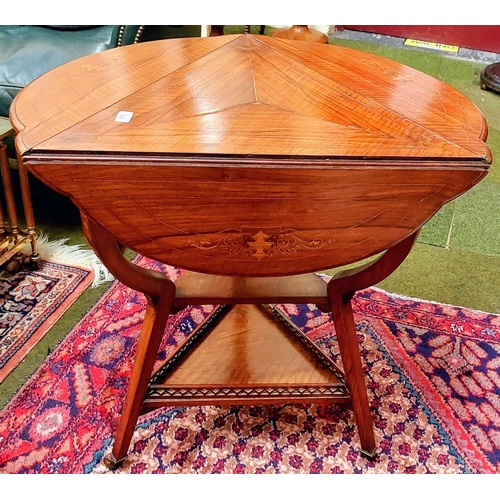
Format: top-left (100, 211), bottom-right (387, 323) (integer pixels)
top-left (0, 255), bottom-right (499, 474)
top-left (0, 259), bottom-right (93, 383)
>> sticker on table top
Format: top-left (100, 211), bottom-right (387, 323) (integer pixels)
top-left (115, 111), bottom-right (134, 123)
top-left (404, 38), bottom-right (459, 53)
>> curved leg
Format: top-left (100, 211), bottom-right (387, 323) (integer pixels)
top-left (327, 232), bottom-right (418, 458)
top-left (82, 213), bottom-right (176, 468)
top-left (81, 212), bottom-right (171, 297)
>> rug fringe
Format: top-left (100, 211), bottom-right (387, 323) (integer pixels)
top-left (28, 233), bottom-right (114, 288)
top-left (369, 286), bottom-right (500, 316)
top-left (317, 273), bottom-right (498, 316)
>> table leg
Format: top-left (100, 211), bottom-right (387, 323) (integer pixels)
top-left (81, 213), bottom-right (176, 469)
top-left (328, 290), bottom-right (376, 457)
top-left (105, 291), bottom-right (175, 469)
top-left (327, 231), bottom-right (419, 458)
top-left (0, 141), bottom-right (19, 240)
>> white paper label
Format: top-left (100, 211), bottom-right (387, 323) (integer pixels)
top-left (115, 111), bottom-right (134, 123)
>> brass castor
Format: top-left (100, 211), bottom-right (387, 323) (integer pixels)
top-left (5, 254), bottom-right (24, 273)
top-left (103, 453), bottom-right (127, 470)
top-left (4, 252), bottom-right (40, 273)
top-left (5, 260), bottom-right (20, 273)
top-left (360, 448), bottom-right (378, 461)
top-left (27, 252), bottom-right (40, 270)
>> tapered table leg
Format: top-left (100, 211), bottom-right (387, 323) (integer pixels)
top-left (326, 231), bottom-right (419, 458)
top-left (81, 213), bottom-right (176, 469)
top-left (104, 291), bottom-right (175, 469)
top-left (16, 152), bottom-right (38, 265)
top-left (328, 290), bottom-right (376, 457)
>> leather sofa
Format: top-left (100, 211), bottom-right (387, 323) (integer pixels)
top-left (0, 25), bottom-right (203, 157)
top-left (0, 25), bottom-right (144, 119)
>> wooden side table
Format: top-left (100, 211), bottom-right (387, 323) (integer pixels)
top-left (10, 34), bottom-right (491, 468)
top-left (0, 117), bottom-right (38, 271)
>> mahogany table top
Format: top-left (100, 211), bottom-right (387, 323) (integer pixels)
top-left (12, 34), bottom-right (491, 162)
top-left (10, 34), bottom-right (491, 276)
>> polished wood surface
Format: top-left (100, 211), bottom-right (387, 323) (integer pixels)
top-left (20, 157), bottom-right (486, 276)
top-left (271, 25), bottom-right (328, 43)
top-left (12, 35), bottom-right (490, 159)
top-left (149, 304), bottom-right (344, 393)
top-left (10, 34), bottom-right (491, 467)
top-left (11, 35), bottom-right (490, 276)
top-left (173, 271), bottom-right (329, 308)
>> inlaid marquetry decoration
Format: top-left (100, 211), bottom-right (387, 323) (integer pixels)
top-left (187, 227), bottom-right (335, 260)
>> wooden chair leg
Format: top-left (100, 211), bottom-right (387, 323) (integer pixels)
top-left (0, 141), bottom-right (19, 239)
top-left (209, 25), bottom-right (225, 37)
top-left (15, 151), bottom-right (38, 264)
top-left (328, 290), bottom-right (376, 458)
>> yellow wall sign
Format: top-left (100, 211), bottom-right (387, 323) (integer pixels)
top-left (404, 38), bottom-right (459, 53)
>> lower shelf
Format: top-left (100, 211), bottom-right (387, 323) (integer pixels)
top-left (142, 303), bottom-right (350, 412)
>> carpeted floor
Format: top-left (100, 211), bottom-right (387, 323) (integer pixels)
top-left (0, 259), bottom-right (93, 383)
top-left (1, 257), bottom-right (499, 473)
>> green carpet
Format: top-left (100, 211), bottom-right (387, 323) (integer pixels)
top-left (323, 33), bottom-right (500, 314)
top-left (1, 27), bottom-right (499, 407)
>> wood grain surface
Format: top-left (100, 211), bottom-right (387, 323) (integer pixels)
top-left (21, 155), bottom-right (486, 275)
top-left (12, 34), bottom-right (490, 160)
top-left (11, 34), bottom-right (490, 276)
top-left (12, 34), bottom-right (491, 465)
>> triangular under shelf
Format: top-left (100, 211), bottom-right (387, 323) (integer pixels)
top-left (143, 304), bottom-right (349, 410)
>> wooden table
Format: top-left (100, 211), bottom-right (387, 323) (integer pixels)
top-left (10, 34), bottom-right (491, 468)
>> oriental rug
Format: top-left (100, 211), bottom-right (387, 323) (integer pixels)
top-left (0, 255), bottom-right (499, 473)
top-left (0, 259), bottom-right (93, 383)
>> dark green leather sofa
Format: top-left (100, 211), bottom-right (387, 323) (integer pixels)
top-left (0, 25), bottom-right (144, 119)
top-left (0, 25), bottom-right (203, 158)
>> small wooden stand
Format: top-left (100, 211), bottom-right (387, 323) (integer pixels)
top-left (0, 117), bottom-right (38, 271)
